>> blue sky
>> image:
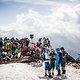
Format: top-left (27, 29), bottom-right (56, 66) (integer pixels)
top-left (0, 0), bottom-right (79, 26)
top-left (0, 0), bottom-right (53, 26)
top-left (0, 1), bottom-right (33, 25)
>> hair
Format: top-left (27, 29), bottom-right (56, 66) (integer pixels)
top-left (61, 47), bottom-right (64, 50)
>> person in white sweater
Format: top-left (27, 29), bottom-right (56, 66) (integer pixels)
top-left (44, 48), bottom-right (53, 78)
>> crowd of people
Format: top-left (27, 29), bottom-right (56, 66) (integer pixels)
top-left (0, 37), bottom-right (51, 63)
top-left (0, 36), bottom-right (68, 78)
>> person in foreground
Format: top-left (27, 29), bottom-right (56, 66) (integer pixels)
top-left (44, 48), bottom-right (53, 78)
top-left (61, 47), bottom-right (68, 76)
top-left (55, 48), bottom-right (63, 76)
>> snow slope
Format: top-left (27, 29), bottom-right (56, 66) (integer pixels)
top-left (0, 63), bottom-right (80, 80)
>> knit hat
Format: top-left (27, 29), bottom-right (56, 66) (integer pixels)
top-left (56, 48), bottom-right (60, 52)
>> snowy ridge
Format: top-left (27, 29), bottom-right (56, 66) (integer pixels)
top-left (0, 63), bottom-right (80, 80)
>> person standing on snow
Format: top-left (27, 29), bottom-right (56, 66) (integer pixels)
top-left (55, 48), bottom-right (63, 76)
top-left (44, 48), bottom-right (53, 78)
top-left (49, 49), bottom-right (56, 76)
top-left (60, 47), bottom-right (68, 75)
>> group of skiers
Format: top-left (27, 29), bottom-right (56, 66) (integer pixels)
top-left (0, 36), bottom-right (68, 78)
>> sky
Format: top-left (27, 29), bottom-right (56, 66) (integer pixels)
top-left (0, 0), bottom-right (80, 38)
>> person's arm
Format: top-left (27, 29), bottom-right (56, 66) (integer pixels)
top-left (63, 52), bottom-right (68, 58)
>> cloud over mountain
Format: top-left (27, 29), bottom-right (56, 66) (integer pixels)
top-left (0, 2), bottom-right (80, 38)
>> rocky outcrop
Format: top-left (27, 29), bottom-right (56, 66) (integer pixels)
top-left (70, 63), bottom-right (80, 69)
top-left (66, 55), bottom-right (75, 63)
top-left (76, 57), bottom-right (80, 63)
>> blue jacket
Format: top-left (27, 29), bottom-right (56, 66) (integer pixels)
top-left (55, 52), bottom-right (62, 70)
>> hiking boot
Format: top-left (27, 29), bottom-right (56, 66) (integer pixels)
top-left (62, 70), bottom-right (66, 74)
top-left (48, 75), bottom-right (53, 78)
top-left (52, 72), bottom-right (54, 77)
top-left (57, 70), bottom-right (61, 76)
top-left (45, 74), bottom-right (48, 76)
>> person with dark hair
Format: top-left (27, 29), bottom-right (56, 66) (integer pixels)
top-left (46, 38), bottom-right (50, 47)
top-left (20, 43), bottom-right (26, 57)
top-left (60, 47), bottom-right (68, 75)
top-left (13, 42), bottom-right (20, 58)
top-left (37, 38), bottom-right (42, 48)
top-left (43, 38), bottom-right (47, 46)
top-left (49, 49), bottom-right (56, 77)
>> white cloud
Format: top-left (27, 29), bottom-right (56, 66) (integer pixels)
top-left (0, 0), bottom-right (80, 39)
top-left (0, 3), bottom-right (80, 39)
top-left (0, 0), bottom-right (70, 7)
top-left (1, 0), bottom-right (52, 4)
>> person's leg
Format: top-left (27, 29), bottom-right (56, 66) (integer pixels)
top-left (48, 70), bottom-right (51, 76)
top-left (45, 70), bottom-right (48, 76)
top-left (4, 57), bottom-right (8, 64)
top-left (48, 70), bottom-right (53, 78)
top-left (56, 64), bottom-right (61, 76)
top-left (61, 61), bottom-right (66, 74)
top-left (50, 61), bottom-right (52, 75)
top-left (48, 62), bottom-right (53, 78)
top-left (62, 67), bottom-right (66, 74)
top-left (45, 62), bottom-right (48, 76)
top-left (52, 62), bottom-right (55, 76)
top-left (57, 69), bottom-right (61, 76)
top-left (52, 67), bottom-right (55, 76)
